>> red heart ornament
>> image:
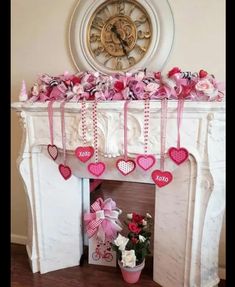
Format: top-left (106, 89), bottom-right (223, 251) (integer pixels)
top-left (151, 170), bottom-right (173, 188)
top-left (116, 159), bottom-right (136, 176)
top-left (199, 69), bottom-right (208, 78)
top-left (75, 146), bottom-right (94, 163)
top-left (59, 164), bottom-right (72, 180)
top-left (168, 147), bottom-right (189, 165)
top-left (47, 144), bottom-right (58, 160)
top-left (88, 162), bottom-right (106, 177)
top-left (136, 155), bottom-right (156, 171)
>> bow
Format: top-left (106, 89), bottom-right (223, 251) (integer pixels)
top-left (84, 197), bottom-right (122, 243)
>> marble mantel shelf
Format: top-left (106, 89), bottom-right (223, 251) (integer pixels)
top-left (11, 101), bottom-right (225, 287)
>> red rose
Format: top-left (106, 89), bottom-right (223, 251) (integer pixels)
top-left (132, 212), bottom-right (144, 223)
top-left (128, 223), bottom-right (141, 234)
top-left (114, 81), bottom-right (124, 92)
top-left (168, 67), bottom-right (181, 78)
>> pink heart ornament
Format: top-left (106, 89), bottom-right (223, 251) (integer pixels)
top-left (116, 159), bottom-right (136, 176)
top-left (59, 164), bottom-right (72, 180)
top-left (47, 144), bottom-right (58, 160)
top-left (75, 146), bottom-right (94, 163)
top-left (88, 162), bottom-right (106, 177)
top-left (168, 147), bottom-right (189, 165)
top-left (136, 155), bottom-right (156, 171)
top-left (151, 170), bottom-right (173, 188)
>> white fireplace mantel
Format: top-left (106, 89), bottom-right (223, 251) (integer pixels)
top-left (11, 100), bottom-right (225, 287)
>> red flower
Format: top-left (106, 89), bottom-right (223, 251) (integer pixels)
top-left (168, 67), bottom-right (181, 78)
top-left (132, 212), bottom-right (144, 223)
top-left (128, 222), bottom-right (141, 234)
top-left (114, 81), bottom-right (125, 92)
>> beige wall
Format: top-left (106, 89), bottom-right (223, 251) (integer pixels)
top-left (11, 0), bottom-right (225, 270)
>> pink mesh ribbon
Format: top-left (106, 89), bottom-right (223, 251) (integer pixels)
top-left (84, 197), bottom-right (122, 243)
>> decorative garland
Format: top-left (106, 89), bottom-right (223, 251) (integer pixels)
top-left (28, 67), bottom-right (224, 103)
top-left (25, 68), bottom-right (224, 183)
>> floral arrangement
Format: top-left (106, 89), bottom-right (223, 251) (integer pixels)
top-left (27, 67), bottom-right (225, 103)
top-left (112, 212), bottom-right (153, 268)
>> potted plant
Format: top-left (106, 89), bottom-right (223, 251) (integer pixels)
top-left (112, 212), bottom-right (153, 284)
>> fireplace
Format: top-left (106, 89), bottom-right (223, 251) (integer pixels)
top-left (11, 100), bottom-right (225, 287)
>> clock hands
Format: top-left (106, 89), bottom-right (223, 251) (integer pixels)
top-left (111, 25), bottom-right (128, 56)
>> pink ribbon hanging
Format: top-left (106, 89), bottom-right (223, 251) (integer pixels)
top-left (151, 98), bottom-right (173, 188)
top-left (47, 100), bottom-right (58, 160)
top-left (58, 100), bottom-right (72, 180)
top-left (84, 197), bottom-right (122, 243)
top-left (116, 100), bottom-right (136, 176)
top-left (168, 98), bottom-right (189, 165)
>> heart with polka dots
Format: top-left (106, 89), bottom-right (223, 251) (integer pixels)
top-left (168, 147), bottom-right (189, 165)
top-left (116, 159), bottom-right (136, 176)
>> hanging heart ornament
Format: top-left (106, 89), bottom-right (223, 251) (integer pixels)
top-left (59, 164), bottom-right (72, 180)
top-left (151, 170), bottom-right (173, 188)
top-left (136, 155), bottom-right (156, 171)
top-left (88, 162), bottom-right (106, 177)
top-left (47, 144), bottom-right (58, 160)
top-left (168, 147), bottom-right (189, 165)
top-left (75, 146), bottom-right (94, 163)
top-left (116, 159), bottom-right (136, 176)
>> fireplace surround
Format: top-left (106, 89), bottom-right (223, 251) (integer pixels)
top-left (11, 100), bottom-right (225, 287)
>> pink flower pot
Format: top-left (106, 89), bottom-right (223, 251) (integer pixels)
top-left (118, 260), bottom-right (145, 284)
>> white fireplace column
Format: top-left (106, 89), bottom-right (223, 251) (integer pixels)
top-left (11, 101), bottom-right (225, 287)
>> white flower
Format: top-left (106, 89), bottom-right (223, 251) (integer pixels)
top-left (195, 79), bottom-right (216, 95)
top-left (146, 213), bottom-right (152, 218)
top-left (126, 213), bottom-right (133, 220)
top-left (121, 250), bottom-right (136, 268)
top-left (139, 235), bottom-right (146, 242)
top-left (114, 234), bottom-right (129, 251)
top-left (142, 219), bottom-right (147, 226)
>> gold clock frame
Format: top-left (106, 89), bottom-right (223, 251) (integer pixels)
top-left (86, 0), bottom-right (153, 71)
top-left (68, 0), bottom-right (174, 74)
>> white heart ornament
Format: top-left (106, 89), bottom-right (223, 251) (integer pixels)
top-left (116, 159), bottom-right (136, 176)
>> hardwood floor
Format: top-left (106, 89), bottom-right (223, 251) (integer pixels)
top-left (11, 180), bottom-right (226, 287)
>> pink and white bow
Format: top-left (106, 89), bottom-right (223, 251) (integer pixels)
top-left (84, 198), bottom-right (122, 243)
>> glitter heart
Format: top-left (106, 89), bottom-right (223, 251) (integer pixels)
top-left (136, 155), bottom-right (156, 171)
top-left (75, 146), bottom-right (94, 163)
top-left (116, 159), bottom-right (136, 176)
top-left (151, 170), bottom-right (173, 188)
top-left (59, 164), bottom-right (72, 180)
top-left (168, 147), bottom-right (189, 165)
top-left (88, 162), bottom-right (106, 177)
top-left (47, 144), bottom-right (58, 160)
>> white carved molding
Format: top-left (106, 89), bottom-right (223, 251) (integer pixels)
top-left (11, 101), bottom-right (225, 287)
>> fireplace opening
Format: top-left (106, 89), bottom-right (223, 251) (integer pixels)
top-left (89, 179), bottom-right (156, 274)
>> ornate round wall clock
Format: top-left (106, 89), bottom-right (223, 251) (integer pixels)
top-left (69, 0), bottom-right (174, 74)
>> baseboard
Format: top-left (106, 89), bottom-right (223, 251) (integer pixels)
top-left (219, 267), bottom-right (226, 280)
top-left (11, 234), bottom-right (27, 245)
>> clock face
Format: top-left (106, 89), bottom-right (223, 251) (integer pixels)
top-left (87, 0), bottom-right (152, 71)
